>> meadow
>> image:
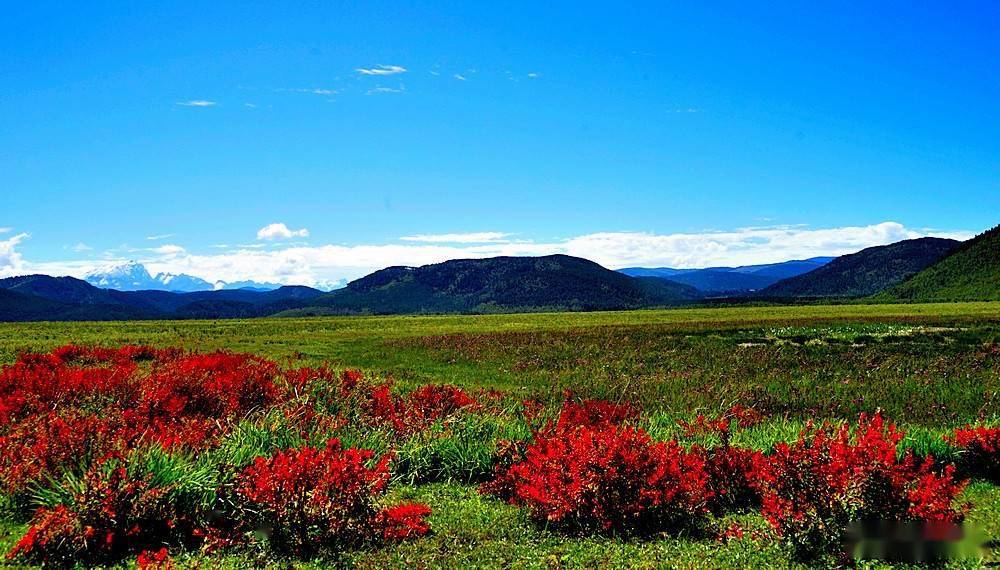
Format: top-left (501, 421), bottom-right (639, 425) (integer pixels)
top-left (0, 302), bottom-right (998, 568)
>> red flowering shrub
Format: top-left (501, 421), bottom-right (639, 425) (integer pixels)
top-left (700, 445), bottom-right (766, 515)
top-left (946, 425), bottom-right (1000, 481)
top-left (483, 422), bottom-right (712, 536)
top-left (7, 460), bottom-right (184, 566)
top-left (140, 352), bottom-right (283, 421)
top-left (757, 414), bottom-right (968, 560)
top-left (376, 503), bottom-right (433, 541)
top-left (0, 357), bottom-right (138, 423)
top-left (554, 398), bottom-right (639, 431)
top-left (678, 405), bottom-right (767, 515)
top-left (365, 383), bottom-right (479, 435)
top-left (0, 411), bottom-right (136, 495)
top-left (136, 547), bottom-right (172, 569)
top-left (234, 439), bottom-right (430, 555)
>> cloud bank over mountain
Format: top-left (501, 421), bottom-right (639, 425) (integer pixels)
top-left (2, 222), bottom-right (975, 288)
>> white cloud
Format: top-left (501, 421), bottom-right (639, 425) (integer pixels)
top-left (279, 88), bottom-right (338, 95)
top-left (527, 72), bottom-right (540, 78)
top-left (400, 232), bottom-right (512, 243)
top-left (176, 100), bottom-right (217, 107)
top-left (70, 242), bottom-right (93, 252)
top-left (0, 227), bottom-right (11, 234)
top-left (453, 74), bottom-right (467, 81)
top-left (367, 86), bottom-right (404, 95)
top-left (356, 65), bottom-right (407, 76)
top-left (0, 232), bottom-right (29, 278)
top-left (557, 222), bottom-right (973, 269)
top-left (146, 234), bottom-right (174, 241)
top-left (8, 222), bottom-right (977, 288)
top-left (150, 244), bottom-right (186, 256)
top-left (256, 223), bottom-right (310, 241)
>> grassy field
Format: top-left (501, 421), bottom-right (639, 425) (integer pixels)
top-left (1, 302), bottom-right (998, 568)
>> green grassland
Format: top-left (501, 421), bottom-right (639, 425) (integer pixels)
top-left (1, 302), bottom-right (999, 568)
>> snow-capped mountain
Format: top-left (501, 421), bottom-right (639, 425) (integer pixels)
top-left (85, 261), bottom-right (163, 291)
top-left (85, 262), bottom-right (282, 292)
top-left (153, 272), bottom-right (215, 292)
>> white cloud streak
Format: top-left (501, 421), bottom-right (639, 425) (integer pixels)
top-left (400, 232), bottom-right (512, 244)
top-left (356, 65), bottom-right (407, 76)
top-left (257, 223), bottom-right (309, 241)
top-left (279, 88), bottom-right (338, 95)
top-left (367, 86), bottom-right (404, 94)
top-left (176, 100), bottom-right (217, 107)
top-left (9, 222), bottom-right (976, 288)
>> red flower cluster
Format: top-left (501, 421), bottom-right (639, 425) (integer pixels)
top-left (376, 503), bottom-right (434, 541)
top-left (678, 405), bottom-right (767, 514)
top-left (8, 459), bottom-right (183, 566)
top-left (234, 438), bottom-right (431, 555)
top-left (483, 399), bottom-right (711, 535)
top-left (0, 345), bottom-right (288, 498)
top-left (136, 547), bottom-right (172, 570)
top-left (946, 425), bottom-right (1000, 481)
top-left (757, 414), bottom-right (968, 560)
top-left (365, 383), bottom-right (479, 435)
top-left (554, 397), bottom-right (639, 431)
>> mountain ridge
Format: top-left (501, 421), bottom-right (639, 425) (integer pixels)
top-left (877, 225), bottom-right (1000, 302)
top-left (285, 254), bottom-right (702, 315)
top-left (619, 257), bottom-right (834, 295)
top-left (758, 237), bottom-right (960, 298)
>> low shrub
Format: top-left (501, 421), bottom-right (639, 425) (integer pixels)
top-left (676, 405), bottom-right (767, 515)
top-left (757, 413), bottom-right (969, 561)
top-left (7, 458), bottom-right (187, 566)
top-left (233, 438), bottom-right (431, 556)
top-left (482, 420), bottom-right (712, 536)
top-left (946, 425), bottom-right (1000, 482)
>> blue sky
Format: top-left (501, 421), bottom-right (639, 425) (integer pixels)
top-left (2, 2), bottom-right (997, 285)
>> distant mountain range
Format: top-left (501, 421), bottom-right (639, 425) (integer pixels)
top-left (619, 257), bottom-right (834, 295)
top-left (1, 230), bottom-right (996, 322)
top-left (84, 261), bottom-right (283, 292)
top-left (878, 225), bottom-right (1000, 302)
top-left (0, 274), bottom-right (325, 321)
top-left (757, 238), bottom-right (960, 298)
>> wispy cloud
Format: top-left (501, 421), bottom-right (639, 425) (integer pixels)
top-left (146, 234), bottom-right (175, 241)
top-left (400, 232), bottom-right (512, 244)
top-left (453, 74), bottom-right (467, 81)
top-left (176, 100), bottom-right (217, 107)
top-left (526, 72), bottom-right (540, 78)
top-left (356, 64), bottom-right (407, 76)
top-left (367, 86), bottom-right (404, 95)
top-left (70, 242), bottom-right (93, 252)
top-left (278, 88), bottom-right (339, 95)
top-left (257, 223), bottom-right (309, 241)
top-left (0, 228), bottom-right (11, 234)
